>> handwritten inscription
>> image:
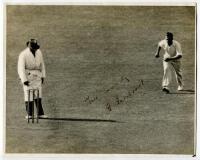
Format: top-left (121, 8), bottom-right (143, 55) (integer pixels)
top-left (106, 103), bottom-right (112, 111)
top-left (120, 76), bottom-right (130, 83)
top-left (106, 80), bottom-right (144, 111)
top-left (105, 85), bottom-right (115, 93)
top-left (83, 95), bottom-right (98, 104)
top-left (83, 77), bottom-right (144, 111)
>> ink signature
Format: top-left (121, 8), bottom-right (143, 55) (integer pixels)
top-left (83, 77), bottom-right (144, 111)
top-left (83, 95), bottom-right (98, 104)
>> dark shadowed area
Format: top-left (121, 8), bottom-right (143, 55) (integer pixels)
top-left (6, 5), bottom-right (195, 154)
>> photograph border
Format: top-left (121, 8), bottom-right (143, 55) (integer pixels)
top-left (1, 0), bottom-right (199, 160)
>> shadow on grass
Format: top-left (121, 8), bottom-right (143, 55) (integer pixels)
top-left (169, 89), bottom-right (195, 95)
top-left (39, 117), bottom-right (119, 123)
top-left (179, 89), bottom-right (195, 92)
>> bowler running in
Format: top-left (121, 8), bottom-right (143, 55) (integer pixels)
top-left (155, 32), bottom-right (183, 93)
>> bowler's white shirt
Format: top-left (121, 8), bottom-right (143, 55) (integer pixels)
top-left (18, 47), bottom-right (46, 83)
top-left (159, 39), bottom-right (182, 59)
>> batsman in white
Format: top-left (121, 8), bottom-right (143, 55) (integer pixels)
top-left (155, 32), bottom-right (183, 93)
top-left (18, 39), bottom-right (48, 119)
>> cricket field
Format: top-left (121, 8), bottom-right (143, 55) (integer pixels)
top-left (6, 5), bottom-right (195, 154)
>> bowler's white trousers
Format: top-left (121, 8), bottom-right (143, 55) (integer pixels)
top-left (162, 60), bottom-right (183, 89)
top-left (23, 70), bottom-right (42, 101)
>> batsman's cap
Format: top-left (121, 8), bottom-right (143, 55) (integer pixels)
top-left (26, 39), bottom-right (40, 49)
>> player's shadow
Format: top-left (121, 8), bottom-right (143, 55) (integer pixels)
top-left (169, 89), bottom-right (195, 94)
top-left (40, 117), bottom-right (119, 123)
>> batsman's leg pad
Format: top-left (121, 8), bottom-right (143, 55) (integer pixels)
top-left (25, 101), bottom-right (34, 116)
top-left (35, 98), bottom-right (44, 115)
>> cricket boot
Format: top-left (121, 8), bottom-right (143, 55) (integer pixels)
top-left (162, 87), bottom-right (170, 94)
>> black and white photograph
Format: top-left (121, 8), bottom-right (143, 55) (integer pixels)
top-left (3, 2), bottom-right (197, 157)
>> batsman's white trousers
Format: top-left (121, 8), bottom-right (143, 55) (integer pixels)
top-left (23, 70), bottom-right (42, 101)
top-left (162, 60), bottom-right (183, 89)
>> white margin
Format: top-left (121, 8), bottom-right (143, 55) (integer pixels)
top-left (3, 2), bottom-right (6, 156)
top-left (0, 1), bottom-right (4, 160)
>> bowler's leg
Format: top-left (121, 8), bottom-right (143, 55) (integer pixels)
top-left (162, 61), bottom-right (172, 93)
top-left (171, 61), bottom-right (183, 90)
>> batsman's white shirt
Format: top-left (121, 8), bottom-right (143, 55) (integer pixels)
top-left (18, 48), bottom-right (46, 101)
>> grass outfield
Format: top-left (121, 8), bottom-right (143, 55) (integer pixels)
top-left (6, 6), bottom-right (195, 154)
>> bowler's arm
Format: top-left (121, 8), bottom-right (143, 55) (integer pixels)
top-left (164, 55), bottom-right (182, 62)
top-left (155, 46), bottom-right (161, 58)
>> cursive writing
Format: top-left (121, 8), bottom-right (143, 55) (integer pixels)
top-left (83, 95), bottom-right (98, 104)
top-left (115, 79), bottom-right (144, 106)
top-left (83, 77), bottom-right (144, 112)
